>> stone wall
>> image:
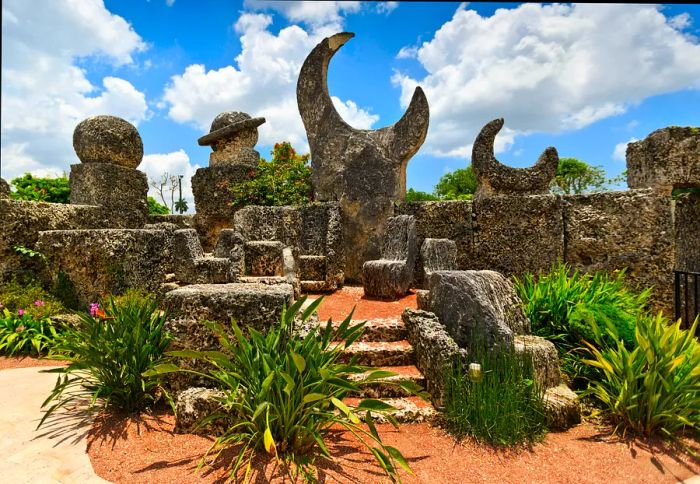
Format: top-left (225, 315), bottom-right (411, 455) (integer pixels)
top-left (397, 188), bottom-right (677, 313)
top-left (675, 192), bottom-right (700, 272)
top-left (0, 199), bottom-right (112, 282)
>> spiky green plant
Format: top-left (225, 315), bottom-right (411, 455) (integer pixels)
top-left (0, 308), bottom-right (60, 356)
top-left (583, 313), bottom-right (700, 437)
top-left (38, 296), bottom-right (171, 427)
top-left (148, 296), bottom-right (424, 482)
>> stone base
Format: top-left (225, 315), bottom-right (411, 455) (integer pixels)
top-left (69, 163), bottom-right (148, 226)
top-left (543, 384), bottom-right (581, 431)
top-left (245, 241), bottom-right (285, 276)
top-left (514, 335), bottom-right (561, 389)
top-left (363, 260), bottom-right (412, 299)
top-left (174, 387), bottom-right (229, 435)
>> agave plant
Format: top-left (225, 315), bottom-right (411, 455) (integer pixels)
top-left (583, 313), bottom-right (700, 437)
top-left (148, 296), bottom-right (424, 481)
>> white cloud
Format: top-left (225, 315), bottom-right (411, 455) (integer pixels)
top-left (376, 2), bottom-right (399, 15)
top-left (613, 137), bottom-right (639, 162)
top-left (244, 1), bottom-right (361, 32)
top-left (141, 150), bottom-right (200, 213)
top-left (166, 0), bottom-right (176, 6)
top-left (393, 3), bottom-right (700, 159)
top-left (1, 0), bottom-right (149, 180)
top-left (162, 11), bottom-right (378, 153)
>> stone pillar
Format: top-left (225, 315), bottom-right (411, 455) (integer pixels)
top-left (0, 178), bottom-right (9, 198)
top-left (69, 115), bottom-right (148, 227)
top-left (192, 112), bottom-right (265, 250)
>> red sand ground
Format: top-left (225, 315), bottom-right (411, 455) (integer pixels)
top-left (313, 285), bottom-right (417, 321)
top-left (0, 355), bottom-right (68, 370)
top-left (86, 410), bottom-right (700, 483)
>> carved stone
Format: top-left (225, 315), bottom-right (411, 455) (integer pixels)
top-left (297, 32), bottom-right (429, 281)
top-left (472, 118), bottom-right (558, 198)
top-left (73, 115), bottom-right (143, 169)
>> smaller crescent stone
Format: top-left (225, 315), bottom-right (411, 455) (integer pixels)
top-left (472, 118), bottom-right (558, 196)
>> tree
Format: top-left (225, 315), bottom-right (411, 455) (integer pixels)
top-left (149, 172), bottom-right (179, 213)
top-left (229, 142), bottom-right (313, 208)
top-left (174, 198), bottom-right (188, 214)
top-left (10, 173), bottom-right (70, 203)
top-left (434, 166), bottom-right (477, 200)
top-left (551, 158), bottom-right (606, 194)
top-left (405, 188), bottom-right (439, 202)
top-left (147, 196), bottom-right (170, 215)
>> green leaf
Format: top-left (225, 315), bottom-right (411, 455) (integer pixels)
top-left (291, 351), bottom-right (306, 373)
top-left (303, 393), bottom-right (327, 404)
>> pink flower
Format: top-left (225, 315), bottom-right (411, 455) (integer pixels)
top-left (34, 300), bottom-right (45, 307)
top-left (17, 309), bottom-right (24, 316)
top-left (89, 303), bottom-right (100, 317)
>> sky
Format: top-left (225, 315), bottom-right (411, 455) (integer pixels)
top-left (2, 1), bottom-right (699, 212)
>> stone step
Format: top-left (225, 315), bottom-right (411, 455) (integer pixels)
top-left (336, 340), bottom-right (414, 366)
top-left (318, 318), bottom-right (406, 342)
top-left (347, 365), bottom-right (426, 398)
top-left (344, 396), bottom-right (436, 424)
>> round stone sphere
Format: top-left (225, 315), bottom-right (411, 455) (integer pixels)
top-left (73, 115), bottom-right (143, 168)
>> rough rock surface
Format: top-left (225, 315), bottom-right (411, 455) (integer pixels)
top-left (402, 308), bottom-right (468, 407)
top-left (564, 189), bottom-right (674, 314)
top-left (396, 201), bottom-right (474, 286)
top-left (473, 194), bottom-right (564, 276)
top-left (192, 164), bottom-right (253, 250)
top-left (198, 112), bottom-right (264, 168)
top-left (428, 270), bottom-right (530, 352)
top-left (69, 163), bottom-right (149, 226)
top-left (244, 241), bottom-right (285, 276)
top-left (543, 384), bottom-right (581, 431)
top-left (421, 238), bottom-right (457, 277)
top-left (416, 289), bottom-right (430, 311)
top-left (472, 118), bottom-right (558, 197)
top-left (675, 192), bottom-right (700, 272)
top-left (172, 229), bottom-right (231, 284)
top-left (73, 115), bottom-right (143, 168)
top-left (627, 126), bottom-right (700, 192)
top-left (514, 335), bottom-right (561, 389)
top-left (174, 387), bottom-right (228, 435)
top-left (0, 178), bottom-right (9, 198)
top-left (147, 214), bottom-right (195, 229)
top-left (36, 228), bottom-right (177, 306)
top-left (0, 199), bottom-right (111, 283)
top-left (297, 32), bottom-right (429, 281)
top-left (363, 215), bottom-right (417, 299)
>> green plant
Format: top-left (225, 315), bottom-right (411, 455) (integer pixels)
top-left (10, 173), bottom-right (70, 203)
top-left (583, 313), bottom-right (700, 437)
top-left (405, 188), bottom-right (440, 202)
top-left (513, 263), bottom-right (650, 386)
top-left (443, 342), bottom-right (547, 446)
top-left (0, 277), bottom-right (66, 318)
top-left (148, 196), bottom-right (170, 215)
top-left (13, 244), bottom-right (47, 262)
top-left (0, 308), bottom-right (61, 356)
top-left (434, 166), bottom-right (477, 200)
top-left (101, 287), bottom-right (160, 309)
top-left (38, 296), bottom-right (172, 427)
top-left (550, 157), bottom-right (607, 195)
top-left (148, 297), bottom-right (421, 481)
top-left (229, 142), bottom-right (313, 208)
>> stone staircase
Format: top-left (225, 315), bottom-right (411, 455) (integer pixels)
top-left (320, 315), bottom-right (436, 423)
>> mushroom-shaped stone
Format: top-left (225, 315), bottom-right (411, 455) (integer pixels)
top-left (472, 118), bottom-right (558, 197)
top-left (73, 115), bottom-right (143, 169)
top-left (198, 111), bottom-right (265, 167)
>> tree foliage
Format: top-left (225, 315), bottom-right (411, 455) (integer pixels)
top-left (10, 173), bottom-right (70, 203)
top-left (230, 142), bottom-right (313, 208)
top-left (434, 166), bottom-right (477, 200)
top-left (405, 188), bottom-right (439, 202)
top-left (147, 196), bottom-right (170, 215)
top-left (551, 158), bottom-right (606, 195)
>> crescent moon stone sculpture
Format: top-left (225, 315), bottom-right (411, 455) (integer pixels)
top-left (297, 32), bottom-right (430, 281)
top-left (472, 118), bottom-right (559, 197)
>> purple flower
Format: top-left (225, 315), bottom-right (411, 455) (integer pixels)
top-left (17, 309), bottom-right (24, 317)
top-left (89, 303), bottom-right (100, 317)
top-left (34, 300), bottom-right (45, 307)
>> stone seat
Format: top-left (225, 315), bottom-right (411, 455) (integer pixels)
top-left (173, 229), bottom-right (231, 284)
top-left (363, 215), bottom-right (417, 299)
top-left (421, 238), bottom-right (457, 280)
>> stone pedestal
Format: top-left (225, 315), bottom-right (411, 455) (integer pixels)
top-left (69, 163), bottom-right (148, 227)
top-left (192, 164), bottom-right (255, 250)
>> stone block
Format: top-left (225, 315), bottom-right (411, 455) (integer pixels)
top-left (564, 189), bottom-right (674, 314)
top-left (514, 335), bottom-right (561, 389)
top-left (298, 255), bottom-right (327, 281)
top-left (416, 289), bottom-right (430, 311)
top-left (544, 384), bottom-right (581, 431)
top-left (428, 270), bottom-right (530, 352)
top-left (363, 215), bottom-right (417, 298)
top-left (627, 126), bottom-right (700, 192)
top-left (421, 238), bottom-right (457, 276)
top-left (675, 192), bottom-right (700, 272)
top-left (244, 241), bottom-right (285, 276)
top-left (396, 201), bottom-right (474, 286)
top-left (0, 178), bottom-right (9, 198)
top-left (472, 194), bottom-right (564, 275)
top-left (174, 387), bottom-right (228, 435)
top-left (69, 163), bottom-right (148, 225)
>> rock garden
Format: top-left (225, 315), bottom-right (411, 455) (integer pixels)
top-left (1, 32), bottom-right (699, 483)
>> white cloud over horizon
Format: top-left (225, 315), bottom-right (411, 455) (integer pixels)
top-left (141, 149), bottom-right (200, 212)
top-left (1, 0), bottom-right (149, 181)
top-left (392, 3), bottom-right (700, 159)
top-left (613, 137), bottom-right (639, 162)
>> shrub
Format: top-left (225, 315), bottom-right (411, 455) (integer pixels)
top-left (148, 196), bottom-right (170, 214)
top-left (229, 142), bottom-right (313, 208)
top-left (0, 278), bottom-right (66, 318)
top-left (443, 342), bottom-right (547, 446)
top-left (513, 263), bottom-right (650, 386)
top-left (39, 296), bottom-right (172, 427)
top-left (10, 173), bottom-right (70, 203)
top-left (434, 166), bottom-right (477, 200)
top-left (149, 297), bottom-right (421, 481)
top-left (405, 188), bottom-right (439, 202)
top-left (0, 308), bottom-right (61, 356)
top-left (583, 313), bottom-right (700, 437)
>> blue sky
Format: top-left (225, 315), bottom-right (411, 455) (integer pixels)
top-left (2, 1), bottom-right (699, 211)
